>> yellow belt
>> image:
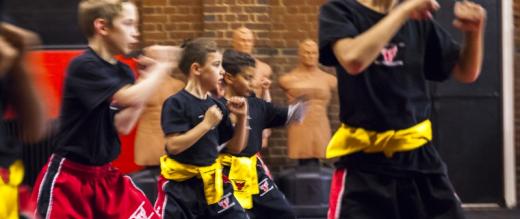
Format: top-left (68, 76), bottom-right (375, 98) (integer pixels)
top-left (218, 154), bottom-right (258, 209)
top-left (326, 120), bottom-right (433, 158)
top-left (160, 155), bottom-right (223, 205)
top-left (0, 160), bottom-right (24, 219)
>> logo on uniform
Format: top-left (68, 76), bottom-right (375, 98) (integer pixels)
top-left (129, 201), bottom-right (155, 219)
top-left (0, 168), bottom-right (9, 184)
top-left (217, 193), bottom-right (235, 213)
top-left (259, 178), bottom-right (273, 197)
top-left (375, 43), bottom-right (404, 67)
top-left (232, 180), bottom-right (246, 191)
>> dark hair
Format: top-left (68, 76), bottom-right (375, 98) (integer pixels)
top-left (222, 49), bottom-right (255, 76)
top-left (178, 38), bottom-right (219, 75)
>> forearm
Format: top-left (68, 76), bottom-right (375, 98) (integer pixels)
top-left (333, 5), bottom-right (411, 74)
top-left (9, 59), bottom-right (45, 143)
top-left (165, 122), bottom-right (212, 155)
top-left (113, 69), bottom-right (168, 107)
top-left (114, 104), bottom-right (144, 135)
top-left (452, 30), bottom-right (484, 83)
top-left (225, 115), bottom-right (249, 154)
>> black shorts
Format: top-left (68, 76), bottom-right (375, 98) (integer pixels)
top-left (328, 168), bottom-right (465, 219)
top-left (154, 175), bottom-right (248, 219)
top-left (223, 157), bottom-right (296, 219)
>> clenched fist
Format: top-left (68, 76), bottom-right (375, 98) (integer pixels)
top-left (453, 0), bottom-right (486, 32)
top-left (226, 96), bottom-right (248, 117)
top-left (203, 105), bottom-right (223, 128)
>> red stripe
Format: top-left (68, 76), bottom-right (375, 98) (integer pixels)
top-left (328, 169), bottom-right (347, 219)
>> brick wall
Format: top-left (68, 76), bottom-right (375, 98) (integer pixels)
top-left (139, 0), bottom-right (338, 172)
top-left (140, 0), bottom-right (520, 200)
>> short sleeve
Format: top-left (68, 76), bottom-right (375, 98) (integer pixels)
top-left (67, 61), bottom-right (133, 110)
top-left (318, 1), bottom-right (359, 66)
top-left (161, 97), bottom-right (191, 135)
top-left (424, 20), bottom-right (461, 82)
top-left (263, 101), bottom-right (288, 129)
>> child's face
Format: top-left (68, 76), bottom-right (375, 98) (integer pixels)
top-left (200, 52), bottom-right (224, 92)
top-left (229, 66), bottom-right (254, 97)
top-left (106, 2), bottom-right (139, 55)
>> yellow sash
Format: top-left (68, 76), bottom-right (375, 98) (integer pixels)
top-left (160, 155), bottom-right (223, 205)
top-left (326, 120), bottom-right (433, 158)
top-left (0, 160), bottom-right (24, 219)
top-left (218, 154), bottom-right (259, 209)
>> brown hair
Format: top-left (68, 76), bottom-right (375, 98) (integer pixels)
top-left (178, 38), bottom-right (219, 75)
top-left (78, 0), bottom-right (133, 38)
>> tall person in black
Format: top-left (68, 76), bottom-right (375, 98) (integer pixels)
top-left (31, 0), bottom-right (177, 218)
top-left (0, 19), bottom-right (45, 219)
top-left (319, 0), bottom-right (486, 219)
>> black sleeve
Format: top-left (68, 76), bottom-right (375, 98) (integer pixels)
top-left (68, 61), bottom-right (133, 110)
top-left (318, 1), bottom-right (359, 66)
top-left (263, 100), bottom-right (288, 129)
top-left (424, 20), bottom-right (461, 82)
top-left (212, 98), bottom-right (234, 144)
top-left (161, 97), bottom-right (191, 135)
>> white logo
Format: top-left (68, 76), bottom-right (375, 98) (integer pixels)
top-left (375, 43), bottom-right (404, 67)
top-left (129, 202), bottom-right (155, 219)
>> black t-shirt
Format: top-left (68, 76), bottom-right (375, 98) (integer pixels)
top-left (0, 83), bottom-right (17, 168)
top-left (54, 48), bottom-right (134, 165)
top-left (319, 0), bottom-right (460, 174)
top-left (161, 90), bottom-right (234, 166)
top-left (221, 95), bottom-right (288, 157)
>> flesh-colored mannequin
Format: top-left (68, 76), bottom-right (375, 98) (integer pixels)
top-left (232, 26), bottom-right (273, 148)
top-left (134, 77), bottom-right (185, 166)
top-left (278, 39), bottom-right (337, 159)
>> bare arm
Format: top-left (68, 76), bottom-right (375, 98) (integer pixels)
top-left (333, 0), bottom-right (440, 74)
top-left (112, 46), bottom-right (181, 107)
top-left (1, 23), bottom-right (46, 143)
top-left (114, 104), bottom-right (144, 135)
top-left (451, 1), bottom-right (486, 83)
top-left (223, 97), bottom-right (249, 154)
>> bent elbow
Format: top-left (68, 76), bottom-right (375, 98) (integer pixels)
top-left (339, 55), bottom-right (366, 75)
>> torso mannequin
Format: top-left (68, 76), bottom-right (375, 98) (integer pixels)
top-left (278, 39), bottom-right (337, 159)
top-left (134, 77), bottom-right (184, 166)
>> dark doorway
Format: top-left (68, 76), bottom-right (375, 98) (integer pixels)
top-left (431, 0), bottom-right (503, 205)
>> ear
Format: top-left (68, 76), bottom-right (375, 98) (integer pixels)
top-left (224, 72), bottom-right (234, 85)
top-left (190, 63), bottom-right (201, 76)
top-left (93, 18), bottom-right (109, 36)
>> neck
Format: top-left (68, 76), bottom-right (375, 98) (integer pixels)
top-left (185, 79), bottom-right (209, 99)
top-left (358, 0), bottom-right (398, 13)
top-left (224, 86), bottom-right (239, 99)
top-left (88, 37), bottom-right (117, 64)
top-left (296, 63), bottom-right (318, 73)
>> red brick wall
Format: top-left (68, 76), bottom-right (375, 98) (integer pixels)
top-left (140, 1), bottom-right (520, 200)
top-left (139, 0), bottom-right (338, 172)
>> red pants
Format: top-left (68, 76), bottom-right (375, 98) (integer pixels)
top-left (31, 154), bottom-right (159, 219)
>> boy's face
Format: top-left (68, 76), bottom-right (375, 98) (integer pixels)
top-left (228, 66), bottom-right (254, 97)
top-left (106, 2), bottom-right (139, 55)
top-left (199, 52), bottom-right (224, 92)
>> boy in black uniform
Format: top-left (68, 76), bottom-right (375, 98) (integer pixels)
top-left (318, 0), bottom-right (486, 219)
top-left (31, 0), bottom-right (176, 218)
top-left (218, 49), bottom-right (305, 219)
top-left (154, 38), bottom-right (250, 219)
